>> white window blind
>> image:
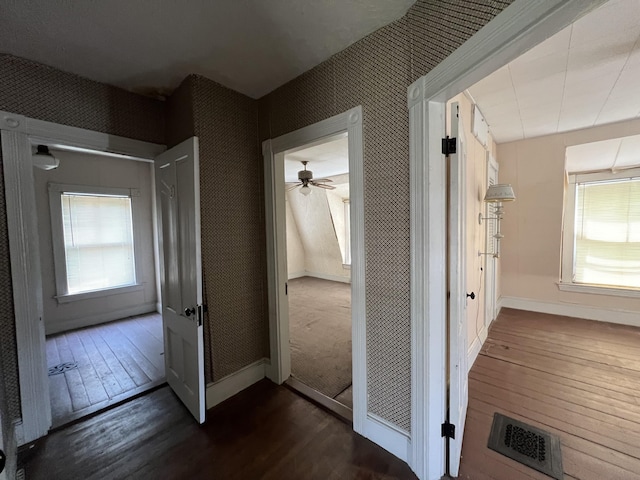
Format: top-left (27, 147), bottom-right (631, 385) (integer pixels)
top-left (61, 193), bottom-right (136, 294)
top-left (574, 178), bottom-right (640, 288)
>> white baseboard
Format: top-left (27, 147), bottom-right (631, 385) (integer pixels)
top-left (45, 302), bottom-right (158, 335)
top-left (499, 296), bottom-right (640, 328)
top-left (361, 413), bottom-right (411, 463)
top-left (467, 324), bottom-right (488, 372)
top-left (287, 271), bottom-right (306, 280)
top-left (156, 302), bottom-right (162, 313)
top-left (205, 359), bottom-right (266, 409)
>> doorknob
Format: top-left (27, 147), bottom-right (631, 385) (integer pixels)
top-left (466, 292), bottom-right (476, 300)
top-left (184, 307), bottom-right (196, 317)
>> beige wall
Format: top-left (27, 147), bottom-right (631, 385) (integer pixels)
top-left (448, 93), bottom-right (499, 350)
top-left (34, 151), bottom-right (158, 335)
top-left (498, 118), bottom-right (640, 313)
top-left (285, 197), bottom-right (306, 277)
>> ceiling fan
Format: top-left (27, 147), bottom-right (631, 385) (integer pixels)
top-left (286, 161), bottom-right (335, 195)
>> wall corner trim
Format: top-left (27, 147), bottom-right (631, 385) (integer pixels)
top-left (499, 296), bottom-right (640, 328)
top-left (205, 359), bottom-right (267, 409)
top-left (361, 414), bottom-right (411, 464)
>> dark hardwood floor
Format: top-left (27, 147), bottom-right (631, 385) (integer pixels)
top-left (26, 379), bottom-right (417, 480)
top-left (459, 308), bottom-right (640, 480)
top-left (47, 313), bottom-right (165, 427)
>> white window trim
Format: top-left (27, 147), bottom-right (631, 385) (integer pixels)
top-left (560, 167), bottom-right (640, 298)
top-left (48, 182), bottom-right (144, 303)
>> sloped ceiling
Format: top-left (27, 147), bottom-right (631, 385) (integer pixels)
top-left (1, 0), bottom-right (415, 99)
top-left (468, 0), bottom-right (640, 144)
top-left (566, 134), bottom-right (640, 173)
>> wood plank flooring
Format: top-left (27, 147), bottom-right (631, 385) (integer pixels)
top-left (26, 379), bottom-right (417, 480)
top-left (47, 313), bottom-right (165, 428)
top-left (459, 308), bottom-right (640, 480)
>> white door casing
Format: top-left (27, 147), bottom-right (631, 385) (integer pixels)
top-left (447, 102), bottom-right (468, 477)
top-left (484, 154), bottom-right (499, 327)
top-left (155, 137), bottom-right (206, 424)
top-left (263, 106), bottom-right (372, 443)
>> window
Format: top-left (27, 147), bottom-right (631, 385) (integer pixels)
top-left (49, 184), bottom-right (143, 302)
top-left (560, 169), bottom-right (640, 296)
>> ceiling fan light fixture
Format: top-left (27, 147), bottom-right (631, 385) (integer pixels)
top-left (300, 185), bottom-right (311, 196)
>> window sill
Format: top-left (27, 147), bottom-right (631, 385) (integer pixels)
top-left (55, 284), bottom-right (144, 304)
top-left (557, 282), bottom-right (640, 299)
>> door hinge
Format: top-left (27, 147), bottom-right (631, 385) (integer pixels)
top-left (442, 136), bottom-right (457, 156)
top-left (442, 420), bottom-right (456, 439)
top-left (196, 304), bottom-right (207, 326)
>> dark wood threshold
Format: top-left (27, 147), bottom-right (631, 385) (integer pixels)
top-left (50, 379), bottom-right (167, 432)
top-left (285, 376), bottom-right (353, 424)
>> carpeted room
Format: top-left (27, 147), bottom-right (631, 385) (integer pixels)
top-left (284, 136), bottom-right (353, 410)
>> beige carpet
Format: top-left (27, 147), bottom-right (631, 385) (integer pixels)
top-left (288, 277), bottom-right (352, 404)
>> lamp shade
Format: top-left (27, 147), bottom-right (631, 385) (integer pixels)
top-left (484, 184), bottom-right (515, 203)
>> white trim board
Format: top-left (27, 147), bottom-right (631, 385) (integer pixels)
top-left (205, 359), bottom-right (266, 409)
top-left (407, 1), bottom-right (607, 478)
top-left (499, 296), bottom-right (640, 328)
top-left (44, 302), bottom-right (158, 336)
top-left (362, 414), bottom-right (411, 464)
top-left (262, 106), bottom-right (367, 438)
top-left (467, 325), bottom-right (488, 374)
top-left (0, 110), bottom-right (165, 446)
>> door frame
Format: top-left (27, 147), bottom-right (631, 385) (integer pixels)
top-left (407, 1), bottom-right (607, 478)
top-left (262, 106), bottom-right (366, 432)
top-left (0, 110), bottom-right (164, 445)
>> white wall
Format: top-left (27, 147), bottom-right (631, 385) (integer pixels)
top-left (286, 181), bottom-right (351, 283)
top-left (34, 150), bottom-right (158, 334)
top-left (498, 118), bottom-right (640, 319)
top-left (285, 197), bottom-right (305, 277)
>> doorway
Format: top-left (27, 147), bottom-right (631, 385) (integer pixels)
top-left (263, 106), bottom-right (366, 430)
top-left (283, 134), bottom-right (353, 416)
top-left (31, 147), bottom-right (164, 428)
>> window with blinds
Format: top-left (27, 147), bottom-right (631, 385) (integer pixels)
top-left (61, 193), bottom-right (136, 294)
top-left (573, 178), bottom-right (640, 289)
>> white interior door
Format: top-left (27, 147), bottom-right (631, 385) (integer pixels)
top-left (485, 154), bottom-right (499, 328)
top-left (155, 137), bottom-right (205, 424)
top-left (448, 102), bottom-right (468, 477)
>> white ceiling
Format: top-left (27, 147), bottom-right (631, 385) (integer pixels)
top-left (0, 0), bottom-right (415, 99)
top-left (468, 0), bottom-right (640, 144)
top-left (284, 136), bottom-right (348, 183)
top-left (566, 134), bottom-right (640, 173)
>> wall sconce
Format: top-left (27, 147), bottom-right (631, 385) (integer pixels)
top-left (478, 184), bottom-right (516, 258)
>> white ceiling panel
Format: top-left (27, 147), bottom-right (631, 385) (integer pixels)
top-left (566, 134), bottom-right (640, 173)
top-left (468, 0), bottom-right (640, 144)
top-left (284, 136), bottom-right (349, 183)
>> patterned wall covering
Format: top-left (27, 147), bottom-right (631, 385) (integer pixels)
top-left (190, 75), bottom-right (269, 381)
top-left (166, 77), bottom-right (195, 148)
top-left (260, 0), bottom-right (512, 431)
top-left (0, 54), bottom-right (166, 422)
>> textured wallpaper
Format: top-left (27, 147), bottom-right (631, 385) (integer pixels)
top-left (0, 54), bottom-right (166, 422)
top-left (260, 0), bottom-right (512, 431)
top-left (0, 0), bottom-right (513, 436)
top-left (190, 75), bottom-right (269, 381)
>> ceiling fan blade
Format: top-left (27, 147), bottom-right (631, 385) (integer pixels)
top-left (312, 183), bottom-right (336, 190)
top-left (312, 178), bottom-right (333, 183)
top-left (286, 183), bottom-right (302, 191)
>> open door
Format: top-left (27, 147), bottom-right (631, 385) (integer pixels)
top-left (447, 102), bottom-right (468, 476)
top-left (155, 137), bottom-right (206, 424)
